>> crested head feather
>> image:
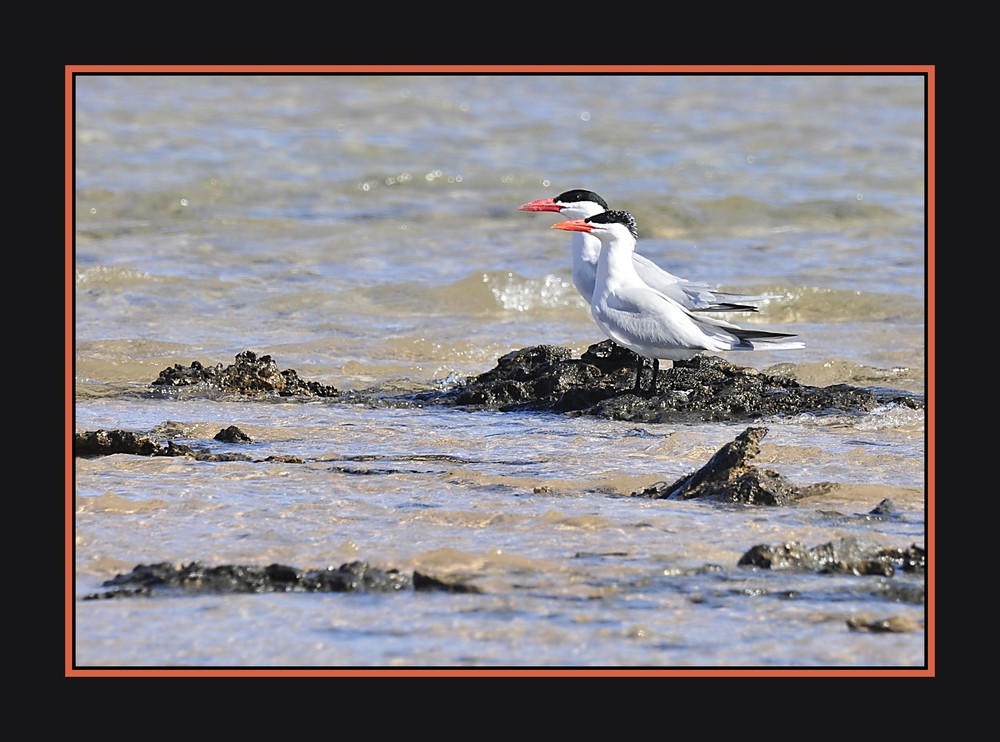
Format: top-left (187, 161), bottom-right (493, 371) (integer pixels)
top-left (586, 209), bottom-right (638, 240)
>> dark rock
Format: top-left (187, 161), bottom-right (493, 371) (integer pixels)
top-left (151, 350), bottom-right (339, 398)
top-left (633, 426), bottom-right (801, 505)
top-left (737, 537), bottom-right (926, 576)
top-left (84, 560), bottom-right (412, 599)
top-left (415, 341), bottom-right (922, 422)
top-left (579, 339), bottom-right (643, 375)
top-left (191, 452), bottom-right (255, 462)
top-left (873, 581), bottom-right (926, 604)
top-left (74, 429), bottom-right (303, 462)
top-left (83, 560), bottom-right (493, 599)
top-left (862, 498), bottom-right (902, 521)
top-left (262, 455), bottom-right (306, 464)
top-left (214, 425), bottom-right (253, 443)
top-left (309, 561), bottom-right (410, 593)
top-left (74, 429), bottom-right (194, 458)
top-left (142, 344), bottom-right (921, 422)
top-left (448, 345), bottom-right (598, 411)
top-left (412, 571), bottom-right (482, 593)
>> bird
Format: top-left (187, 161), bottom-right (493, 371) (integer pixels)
top-left (550, 209), bottom-right (804, 395)
top-left (519, 188), bottom-right (773, 313)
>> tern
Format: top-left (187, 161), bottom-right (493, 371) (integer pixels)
top-left (519, 188), bottom-right (772, 313)
top-left (551, 209), bottom-right (803, 395)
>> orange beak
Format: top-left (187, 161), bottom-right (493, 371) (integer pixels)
top-left (550, 218), bottom-right (592, 233)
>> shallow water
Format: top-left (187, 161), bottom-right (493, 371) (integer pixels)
top-left (71, 71), bottom-right (931, 673)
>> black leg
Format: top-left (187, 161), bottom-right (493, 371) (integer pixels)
top-left (632, 355), bottom-right (644, 394)
top-left (650, 359), bottom-right (659, 394)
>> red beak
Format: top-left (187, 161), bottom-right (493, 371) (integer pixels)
top-left (518, 198), bottom-right (562, 213)
top-left (551, 218), bottom-right (592, 233)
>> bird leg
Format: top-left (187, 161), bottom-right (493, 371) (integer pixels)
top-left (650, 359), bottom-right (660, 395)
top-left (632, 355), bottom-right (645, 394)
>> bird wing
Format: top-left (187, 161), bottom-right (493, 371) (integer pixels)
top-left (597, 284), bottom-right (737, 354)
top-left (631, 252), bottom-right (762, 312)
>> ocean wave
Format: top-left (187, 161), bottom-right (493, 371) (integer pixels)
top-left (777, 403), bottom-right (925, 433)
top-left (768, 286), bottom-right (924, 324)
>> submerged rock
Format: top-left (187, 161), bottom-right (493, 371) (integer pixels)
top-left (82, 542), bottom-right (922, 602)
top-left (82, 560), bottom-right (482, 599)
top-left (737, 536), bottom-right (926, 577)
top-left (73, 428), bottom-right (301, 463)
top-left (846, 616), bottom-right (922, 633)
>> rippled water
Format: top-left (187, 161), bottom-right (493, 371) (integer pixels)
top-left (71, 70), bottom-right (931, 673)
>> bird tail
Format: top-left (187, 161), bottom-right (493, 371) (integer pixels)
top-left (714, 290), bottom-right (784, 303)
top-left (692, 300), bottom-right (762, 313)
top-left (686, 289), bottom-right (784, 314)
top-left (731, 328), bottom-right (804, 351)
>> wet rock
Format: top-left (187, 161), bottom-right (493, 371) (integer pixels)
top-left (151, 350), bottom-right (339, 398)
top-left (83, 560), bottom-right (486, 599)
top-left (868, 498), bottom-right (897, 517)
top-left (417, 341), bottom-right (922, 422)
top-left (846, 616), bottom-right (922, 633)
top-left (737, 536), bottom-right (926, 576)
top-left (447, 345), bottom-right (609, 412)
top-left (214, 425), bottom-right (253, 443)
top-left (74, 428), bottom-right (300, 462)
top-left (412, 571), bottom-right (482, 593)
top-left (142, 344), bottom-right (921, 423)
top-left (83, 560), bottom-right (412, 599)
top-left (632, 426), bottom-right (801, 505)
top-left (873, 580), bottom-right (926, 604)
top-left (191, 452), bottom-right (255, 462)
top-left (74, 429), bottom-right (195, 458)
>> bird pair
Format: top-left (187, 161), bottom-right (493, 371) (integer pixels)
top-left (518, 189), bottom-right (803, 395)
